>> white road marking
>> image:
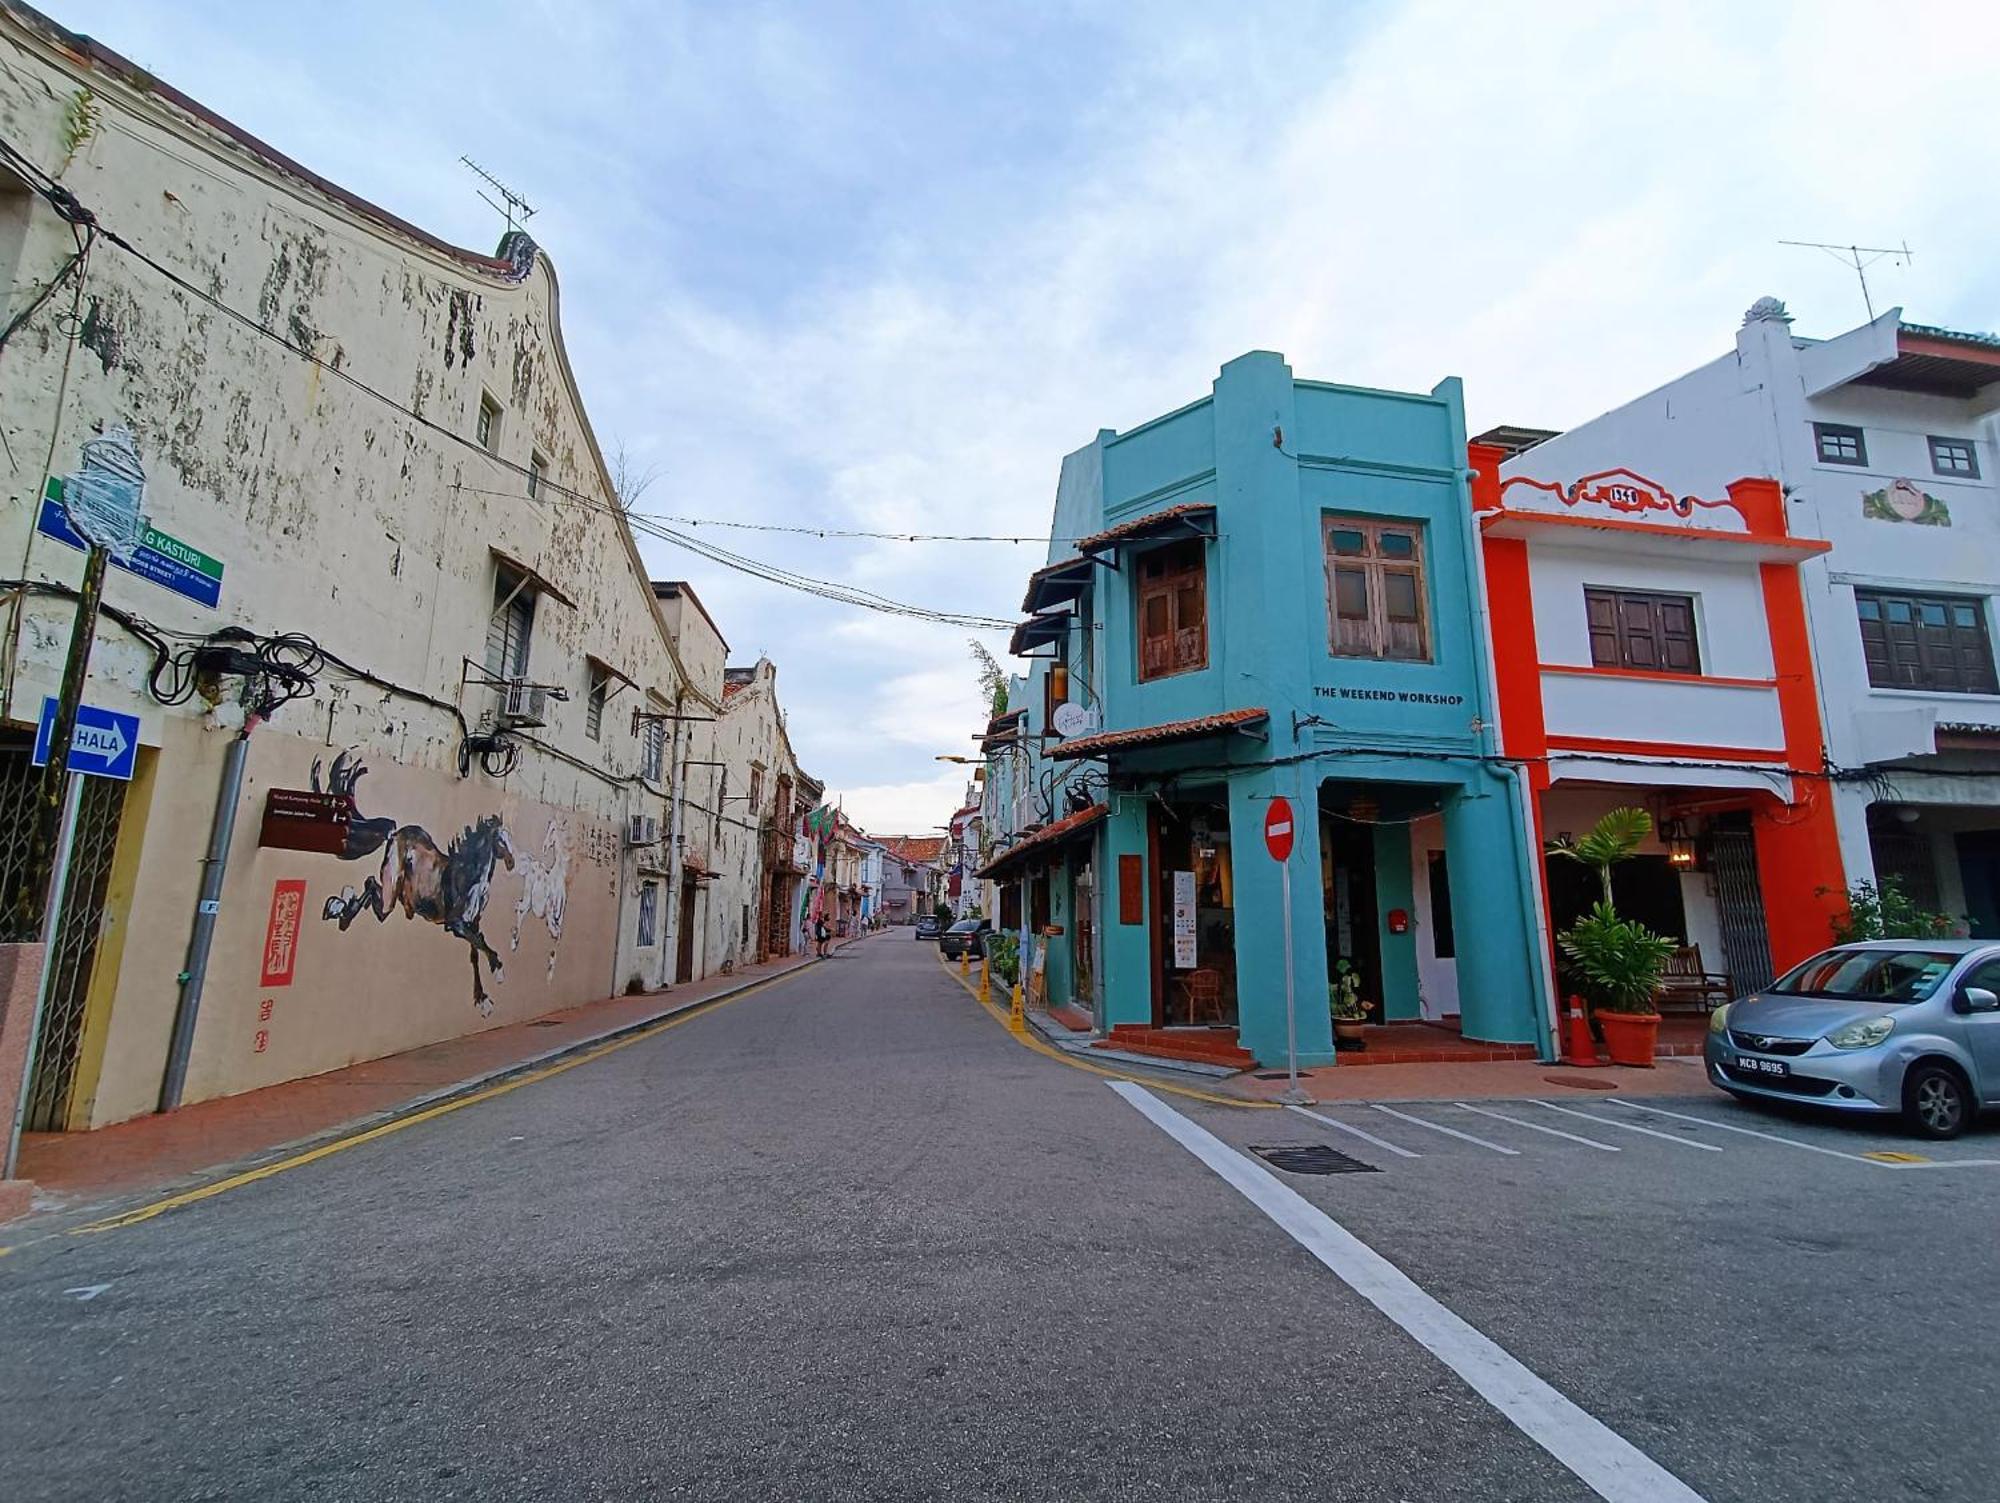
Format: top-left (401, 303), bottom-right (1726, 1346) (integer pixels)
top-left (1457, 1102), bottom-right (1619, 1152)
top-left (1607, 1099), bottom-right (1881, 1164)
top-left (1532, 1101), bottom-right (1722, 1152)
top-left (1110, 1082), bottom-right (1707, 1503)
top-left (64, 1284), bottom-right (111, 1301)
top-left (1369, 1102), bottom-right (1520, 1155)
top-left (1286, 1103), bottom-right (1422, 1159)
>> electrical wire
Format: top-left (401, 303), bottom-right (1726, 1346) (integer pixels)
top-left (0, 132), bottom-right (1019, 631)
top-left (452, 487), bottom-right (1086, 545)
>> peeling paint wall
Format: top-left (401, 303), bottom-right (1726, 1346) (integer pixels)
top-left (0, 13), bottom-right (726, 1125)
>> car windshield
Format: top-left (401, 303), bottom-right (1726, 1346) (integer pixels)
top-left (949, 919), bottom-right (981, 932)
top-left (1768, 948), bottom-right (1959, 1004)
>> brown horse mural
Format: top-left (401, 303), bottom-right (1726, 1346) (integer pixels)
top-left (311, 753), bottom-right (520, 1014)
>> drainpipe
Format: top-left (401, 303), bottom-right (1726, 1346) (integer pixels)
top-left (659, 699), bottom-right (689, 988)
top-left (158, 720), bottom-right (254, 1112)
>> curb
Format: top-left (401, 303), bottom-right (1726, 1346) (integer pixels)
top-left (12, 956), bottom-right (827, 1227)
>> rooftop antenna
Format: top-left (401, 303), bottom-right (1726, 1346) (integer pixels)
top-left (459, 156), bottom-right (537, 234)
top-left (1777, 239), bottom-right (1912, 321)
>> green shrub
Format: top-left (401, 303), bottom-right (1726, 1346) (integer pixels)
top-left (985, 931), bottom-right (1020, 985)
top-left (1829, 878), bottom-right (1955, 943)
top-left (1557, 901), bottom-right (1677, 1014)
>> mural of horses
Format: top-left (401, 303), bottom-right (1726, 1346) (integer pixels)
top-left (510, 818), bottom-right (569, 981)
top-left (321, 814), bottom-right (518, 1014)
top-left (309, 749), bottom-right (400, 861)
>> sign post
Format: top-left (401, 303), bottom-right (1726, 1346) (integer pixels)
top-left (1263, 796), bottom-right (1309, 1105)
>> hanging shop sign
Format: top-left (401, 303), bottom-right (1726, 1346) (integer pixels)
top-left (1171, 869), bottom-right (1197, 968)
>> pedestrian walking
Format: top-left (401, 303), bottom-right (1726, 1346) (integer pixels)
top-left (815, 915), bottom-right (831, 958)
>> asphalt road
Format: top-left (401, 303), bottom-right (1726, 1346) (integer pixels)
top-left (3, 936), bottom-right (1998, 1501)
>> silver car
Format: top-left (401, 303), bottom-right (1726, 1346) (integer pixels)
top-left (1705, 939), bottom-right (2000, 1139)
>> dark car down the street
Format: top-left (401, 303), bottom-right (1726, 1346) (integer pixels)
top-left (939, 918), bottom-right (993, 960)
top-left (914, 913), bottom-right (944, 940)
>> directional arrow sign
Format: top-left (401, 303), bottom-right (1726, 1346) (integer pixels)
top-left (32, 696), bottom-right (140, 782)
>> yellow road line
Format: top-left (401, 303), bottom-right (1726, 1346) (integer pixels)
top-left (935, 952), bottom-right (1273, 1110)
top-left (67, 966), bottom-right (809, 1238)
top-left (1863, 1150), bottom-right (1931, 1164)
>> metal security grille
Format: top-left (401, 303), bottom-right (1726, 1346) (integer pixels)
top-left (0, 739), bottom-right (41, 943)
top-left (0, 741), bottom-right (129, 1131)
top-left (1707, 825), bottom-right (1774, 995)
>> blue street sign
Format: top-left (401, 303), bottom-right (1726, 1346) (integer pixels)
top-left (36, 485), bottom-right (223, 611)
top-left (31, 696), bottom-right (140, 782)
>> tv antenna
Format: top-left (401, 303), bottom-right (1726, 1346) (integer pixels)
top-left (1777, 239), bottom-right (1912, 321)
top-left (459, 156), bottom-right (537, 233)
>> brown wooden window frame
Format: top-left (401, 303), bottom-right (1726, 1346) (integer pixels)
top-left (1855, 587), bottom-right (1998, 696)
top-left (1583, 587), bottom-right (1701, 676)
top-left (1135, 538), bottom-right (1208, 683)
top-left (1324, 515), bottom-right (1431, 662)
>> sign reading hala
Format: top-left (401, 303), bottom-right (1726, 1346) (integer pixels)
top-left (31, 695), bottom-right (140, 782)
top-left (37, 476), bottom-right (225, 610)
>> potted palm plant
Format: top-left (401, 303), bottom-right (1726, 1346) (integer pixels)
top-left (1330, 960), bottom-right (1368, 1050)
top-left (1549, 808), bottom-right (1677, 1066)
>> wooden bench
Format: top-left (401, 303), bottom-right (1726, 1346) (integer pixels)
top-left (1657, 944), bottom-right (1732, 1013)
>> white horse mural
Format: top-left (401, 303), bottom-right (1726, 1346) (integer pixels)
top-left (510, 819), bottom-right (570, 980)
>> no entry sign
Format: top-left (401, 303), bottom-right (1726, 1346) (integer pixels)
top-left (1264, 796), bottom-right (1295, 862)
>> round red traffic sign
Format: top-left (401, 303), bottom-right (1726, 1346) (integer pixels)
top-left (1263, 796), bottom-right (1295, 862)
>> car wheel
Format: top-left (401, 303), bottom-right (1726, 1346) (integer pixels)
top-left (1903, 1063), bottom-right (1971, 1141)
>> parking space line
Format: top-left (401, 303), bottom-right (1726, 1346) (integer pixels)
top-left (1286, 1103), bottom-right (1422, 1159)
top-left (1606, 1099), bottom-right (1883, 1164)
top-left (1369, 1103), bottom-right (1520, 1155)
top-left (1532, 1101), bottom-right (1722, 1152)
top-left (1457, 1102), bottom-right (1618, 1152)
top-left (1111, 1083), bottom-right (1707, 1503)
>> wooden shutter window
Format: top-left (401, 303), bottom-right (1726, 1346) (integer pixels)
top-left (1856, 589), bottom-right (1998, 694)
top-left (1324, 517), bottom-right (1430, 661)
top-left (1583, 588), bottom-right (1701, 677)
top-left (1136, 539), bottom-right (1208, 682)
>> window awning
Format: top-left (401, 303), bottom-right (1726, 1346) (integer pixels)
top-left (1048, 707), bottom-right (1268, 762)
top-left (975, 803), bottom-right (1108, 879)
top-left (1075, 503), bottom-right (1216, 558)
top-left (1021, 556), bottom-right (1095, 614)
top-left (1008, 612), bottom-right (1072, 657)
top-left (1851, 325), bottom-right (2000, 398)
top-left (490, 546), bottom-right (577, 610)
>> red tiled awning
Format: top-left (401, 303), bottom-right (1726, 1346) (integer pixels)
top-left (1048, 707), bottom-right (1268, 762)
top-left (1074, 503), bottom-right (1216, 557)
top-left (1007, 613), bottom-right (1072, 657)
top-left (975, 803), bottom-right (1108, 879)
top-left (1021, 556), bottom-right (1094, 614)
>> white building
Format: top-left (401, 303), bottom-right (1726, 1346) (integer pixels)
top-left (1495, 298), bottom-right (2000, 935)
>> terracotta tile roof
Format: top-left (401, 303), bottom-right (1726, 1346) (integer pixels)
top-left (1048, 707), bottom-right (1268, 762)
top-left (878, 835), bottom-right (948, 864)
top-left (975, 803), bottom-right (1109, 878)
top-left (1020, 555), bottom-right (1093, 614)
top-left (1075, 502), bottom-right (1216, 556)
top-left (1007, 614), bottom-right (1070, 657)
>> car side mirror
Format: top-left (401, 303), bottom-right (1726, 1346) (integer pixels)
top-left (1959, 986), bottom-right (2000, 1014)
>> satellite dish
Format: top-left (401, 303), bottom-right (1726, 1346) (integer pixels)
top-left (1051, 702), bottom-right (1098, 739)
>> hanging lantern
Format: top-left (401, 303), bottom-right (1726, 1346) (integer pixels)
top-left (1660, 816), bottom-right (1698, 870)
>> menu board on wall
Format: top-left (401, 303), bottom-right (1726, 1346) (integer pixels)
top-left (1171, 870), bottom-right (1197, 969)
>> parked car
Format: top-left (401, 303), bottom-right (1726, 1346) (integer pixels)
top-left (1705, 939), bottom-right (2000, 1139)
top-left (939, 918), bottom-right (993, 960)
top-left (914, 913), bottom-right (945, 941)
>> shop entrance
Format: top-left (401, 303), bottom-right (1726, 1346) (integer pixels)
top-left (1151, 795), bottom-right (1237, 1026)
top-left (1321, 815), bottom-right (1382, 1022)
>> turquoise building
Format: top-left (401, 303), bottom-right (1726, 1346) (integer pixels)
top-left (981, 352), bottom-right (1551, 1066)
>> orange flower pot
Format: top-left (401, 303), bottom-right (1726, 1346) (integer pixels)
top-left (1598, 1010), bottom-right (1660, 1068)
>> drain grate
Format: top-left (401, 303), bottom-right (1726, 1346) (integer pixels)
top-left (1544, 1074), bottom-right (1617, 1090)
top-left (526, 1019), bottom-right (566, 1028)
top-left (1250, 1143), bottom-right (1379, 1175)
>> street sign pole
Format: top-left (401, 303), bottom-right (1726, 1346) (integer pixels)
top-left (20, 542), bottom-right (105, 933)
top-left (1263, 796), bottom-right (1309, 1105)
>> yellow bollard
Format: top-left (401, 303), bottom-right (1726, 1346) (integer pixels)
top-left (979, 957), bottom-right (991, 1004)
top-left (1009, 981), bottom-right (1026, 1035)
top-left (959, 948), bottom-right (970, 977)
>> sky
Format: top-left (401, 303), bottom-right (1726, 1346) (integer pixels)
top-left (51, 0), bottom-right (2000, 834)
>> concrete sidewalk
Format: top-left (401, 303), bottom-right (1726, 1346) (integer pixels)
top-left (11, 940), bottom-right (856, 1215)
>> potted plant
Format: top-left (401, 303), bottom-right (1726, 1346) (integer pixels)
top-left (1330, 960), bottom-right (1368, 1050)
top-left (1557, 902), bottom-right (1676, 1066)
top-left (1549, 808), bottom-right (1677, 1065)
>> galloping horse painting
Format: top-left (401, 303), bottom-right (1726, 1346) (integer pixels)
top-left (311, 753), bottom-right (525, 1015)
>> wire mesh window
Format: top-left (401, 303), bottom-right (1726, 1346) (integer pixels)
top-left (641, 717), bottom-right (666, 781)
top-left (585, 665), bottom-right (609, 741)
top-left (486, 565), bottom-right (535, 679)
top-left (638, 880), bottom-right (659, 947)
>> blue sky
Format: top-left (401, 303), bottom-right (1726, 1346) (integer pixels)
top-left (53, 0), bottom-right (2000, 832)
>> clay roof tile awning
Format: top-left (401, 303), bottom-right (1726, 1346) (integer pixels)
top-left (1075, 503), bottom-right (1216, 557)
top-left (1008, 613), bottom-right (1072, 657)
top-left (975, 803), bottom-right (1109, 879)
top-left (1020, 556), bottom-right (1095, 614)
top-left (1048, 707), bottom-right (1268, 762)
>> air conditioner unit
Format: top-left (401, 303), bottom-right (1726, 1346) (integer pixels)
top-left (499, 679), bottom-right (551, 727)
top-left (626, 814), bottom-right (661, 847)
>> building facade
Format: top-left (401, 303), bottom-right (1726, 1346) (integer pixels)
top-left (717, 659), bottom-right (820, 962)
top-left (1502, 299), bottom-right (2000, 938)
top-left (987, 351), bottom-right (1550, 1067)
top-left (0, 8), bottom-right (742, 1128)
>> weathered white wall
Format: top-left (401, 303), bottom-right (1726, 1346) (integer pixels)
top-left (0, 13), bottom-right (718, 1123)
